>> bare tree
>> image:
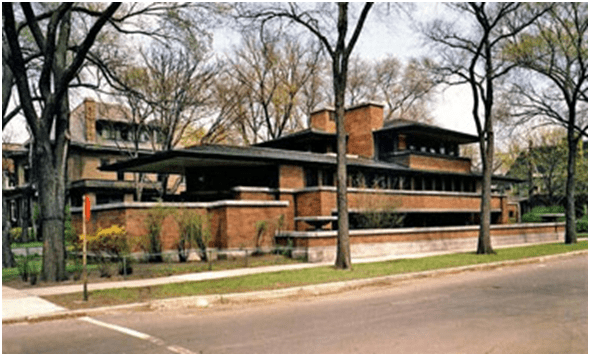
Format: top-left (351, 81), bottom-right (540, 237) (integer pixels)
top-left (3, 2), bottom-right (121, 280)
top-left (223, 32), bottom-right (324, 143)
top-left (3, 2), bottom-right (210, 281)
top-left (505, 2), bottom-right (588, 244)
top-left (423, 3), bottom-right (549, 254)
top-left (238, 2), bottom-right (374, 269)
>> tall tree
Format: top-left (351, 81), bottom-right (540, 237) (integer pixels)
top-left (239, 2), bottom-right (374, 269)
top-left (3, 2), bottom-right (207, 280)
top-left (424, 3), bottom-right (549, 254)
top-left (505, 2), bottom-right (588, 244)
top-left (224, 32), bottom-right (324, 143)
top-left (3, 2), bottom-right (121, 280)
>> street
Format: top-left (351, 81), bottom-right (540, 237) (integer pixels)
top-left (3, 254), bottom-right (587, 353)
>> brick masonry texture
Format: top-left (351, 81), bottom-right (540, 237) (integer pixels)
top-left (72, 203), bottom-right (288, 251)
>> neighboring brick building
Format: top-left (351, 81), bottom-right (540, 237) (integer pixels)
top-left (2, 98), bottom-right (182, 239)
top-left (96, 102), bottom-right (528, 255)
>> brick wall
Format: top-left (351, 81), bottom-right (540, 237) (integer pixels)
top-left (279, 165), bottom-right (304, 189)
top-left (406, 154), bottom-right (472, 173)
top-left (344, 103), bottom-right (384, 158)
top-left (309, 109), bottom-right (336, 133)
top-left (72, 201), bottom-right (289, 252)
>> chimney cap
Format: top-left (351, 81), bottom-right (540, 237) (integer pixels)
top-left (310, 106), bottom-right (335, 116)
top-left (345, 101), bottom-right (385, 111)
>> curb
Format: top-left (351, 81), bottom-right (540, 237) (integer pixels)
top-left (3, 250), bottom-right (587, 325)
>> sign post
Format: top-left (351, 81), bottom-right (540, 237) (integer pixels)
top-left (83, 195), bottom-right (91, 301)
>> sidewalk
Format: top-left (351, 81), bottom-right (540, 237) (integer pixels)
top-left (3, 243), bottom-right (586, 323)
top-left (1, 250), bottom-right (451, 322)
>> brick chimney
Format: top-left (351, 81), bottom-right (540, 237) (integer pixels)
top-left (84, 98), bottom-right (97, 142)
top-left (344, 102), bottom-right (384, 158)
top-left (309, 107), bottom-right (336, 133)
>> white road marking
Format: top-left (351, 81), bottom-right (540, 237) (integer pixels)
top-left (167, 345), bottom-right (194, 354)
top-left (79, 316), bottom-right (194, 354)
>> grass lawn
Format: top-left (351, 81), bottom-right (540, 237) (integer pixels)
top-left (11, 241), bottom-right (43, 249)
top-left (2, 253), bottom-right (300, 287)
top-left (44, 241), bottom-right (587, 310)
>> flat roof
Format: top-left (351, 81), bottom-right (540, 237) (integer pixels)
top-left (376, 119), bottom-right (479, 144)
top-left (100, 144), bottom-right (521, 182)
top-left (101, 144), bottom-right (410, 174)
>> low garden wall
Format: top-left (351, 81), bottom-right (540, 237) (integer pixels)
top-left (276, 223), bottom-right (565, 262)
top-left (71, 200), bottom-right (290, 251)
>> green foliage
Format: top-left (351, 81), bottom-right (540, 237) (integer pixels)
top-left (87, 225), bottom-right (130, 258)
top-left (576, 219), bottom-right (588, 233)
top-left (141, 205), bottom-right (170, 262)
top-left (277, 214), bottom-right (285, 233)
top-left (352, 211), bottom-right (405, 229)
top-left (522, 205), bottom-right (565, 223)
top-left (174, 210), bottom-right (211, 262)
top-left (254, 220), bottom-right (268, 254)
top-left (87, 225), bottom-right (130, 277)
top-left (64, 205), bottom-right (78, 249)
top-left (48, 241), bottom-right (587, 307)
top-left (9, 227), bottom-right (22, 242)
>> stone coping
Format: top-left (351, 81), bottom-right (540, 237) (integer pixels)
top-left (232, 185), bottom-right (504, 198)
top-left (70, 200), bottom-right (290, 213)
top-left (277, 222), bottom-right (565, 239)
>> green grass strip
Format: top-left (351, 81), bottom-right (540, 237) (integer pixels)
top-left (45, 241), bottom-right (587, 309)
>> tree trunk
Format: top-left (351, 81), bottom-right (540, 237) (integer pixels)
top-left (2, 195), bottom-right (16, 268)
top-left (334, 84), bottom-right (351, 269)
top-left (564, 123), bottom-right (578, 244)
top-left (477, 131), bottom-right (495, 254)
top-left (37, 141), bottom-right (67, 281)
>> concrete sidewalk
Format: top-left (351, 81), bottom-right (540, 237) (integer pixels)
top-left (13, 250), bottom-right (453, 298)
top-left (2, 285), bottom-right (66, 320)
top-left (3, 242), bottom-right (586, 324)
top-left (1, 251), bottom-right (450, 322)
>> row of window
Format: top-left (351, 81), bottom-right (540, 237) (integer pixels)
top-left (96, 122), bottom-right (165, 144)
top-left (304, 168), bottom-right (477, 193)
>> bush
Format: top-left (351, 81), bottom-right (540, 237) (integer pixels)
top-left (9, 227), bottom-right (22, 243)
top-left (577, 218), bottom-right (588, 233)
top-left (350, 211), bottom-right (405, 229)
top-left (140, 205), bottom-right (170, 263)
top-left (254, 220), bottom-right (268, 255)
top-left (522, 205), bottom-right (565, 223)
top-left (87, 225), bottom-right (130, 257)
top-left (521, 212), bottom-right (542, 223)
top-left (86, 225), bottom-right (130, 277)
top-left (174, 211), bottom-right (211, 262)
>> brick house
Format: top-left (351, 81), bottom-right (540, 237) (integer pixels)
top-left (2, 98), bottom-right (181, 239)
top-left (91, 102), bottom-right (560, 262)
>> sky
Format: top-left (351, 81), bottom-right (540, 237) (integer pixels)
top-left (3, 3), bottom-right (476, 144)
top-left (210, 2), bottom-right (476, 136)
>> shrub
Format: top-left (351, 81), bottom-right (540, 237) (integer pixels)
top-left (577, 218), bottom-right (588, 233)
top-left (522, 205), bottom-right (566, 223)
top-left (141, 205), bottom-right (170, 263)
top-left (87, 225), bottom-right (130, 257)
top-left (352, 211), bottom-right (405, 229)
top-left (174, 210), bottom-right (211, 262)
top-left (86, 225), bottom-right (130, 277)
top-left (253, 220), bottom-right (268, 255)
top-left (64, 205), bottom-right (78, 248)
top-left (521, 212), bottom-right (542, 223)
top-left (9, 227), bottom-right (22, 243)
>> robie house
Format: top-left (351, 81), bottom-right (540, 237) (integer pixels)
top-left (81, 102), bottom-right (563, 262)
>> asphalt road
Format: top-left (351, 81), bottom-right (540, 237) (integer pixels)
top-left (3, 254), bottom-right (587, 354)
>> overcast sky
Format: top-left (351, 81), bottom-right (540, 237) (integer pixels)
top-left (211, 2), bottom-right (476, 136)
top-left (3, 3), bottom-right (476, 144)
